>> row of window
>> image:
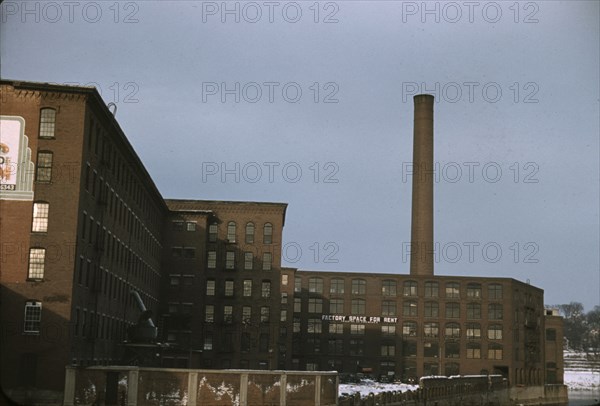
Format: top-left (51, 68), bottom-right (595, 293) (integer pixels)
top-left (81, 212), bottom-right (160, 288)
top-left (203, 304), bottom-right (271, 324)
top-left (207, 251), bottom-right (272, 271)
top-left (87, 115), bottom-right (160, 221)
top-left (73, 307), bottom-right (132, 341)
top-left (292, 319), bottom-right (504, 340)
top-left (292, 297), bottom-right (503, 320)
top-left (296, 278), bottom-right (503, 299)
top-left (204, 279), bottom-right (272, 298)
top-left (76, 256), bottom-right (157, 310)
top-left (302, 339), bottom-right (504, 360)
top-left (83, 170), bottom-right (162, 259)
top-left (200, 332), bottom-right (271, 354)
top-left (209, 222), bottom-right (273, 244)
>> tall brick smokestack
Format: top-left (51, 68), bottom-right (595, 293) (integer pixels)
top-left (410, 94), bottom-right (434, 276)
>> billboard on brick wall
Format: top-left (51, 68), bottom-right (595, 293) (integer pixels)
top-left (0, 116), bottom-right (34, 200)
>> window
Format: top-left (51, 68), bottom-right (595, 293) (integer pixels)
top-left (307, 318), bottom-right (322, 333)
top-left (467, 303), bottom-right (481, 319)
top-left (24, 301), bottom-right (42, 333)
top-left (225, 280), bottom-right (234, 296)
top-left (281, 274), bottom-right (288, 285)
top-left (244, 252), bottom-right (253, 270)
top-left (27, 248), bottom-right (45, 279)
top-left (224, 306), bottom-right (233, 323)
top-left (330, 278), bottom-right (345, 294)
top-left (329, 323), bottom-right (344, 334)
top-left (186, 222), bottom-right (196, 231)
top-left (489, 303), bottom-right (503, 320)
top-left (206, 280), bottom-right (215, 296)
top-left (488, 283), bottom-right (503, 299)
top-left (445, 323), bottom-right (460, 338)
top-left (207, 251), bottom-right (216, 269)
top-left (293, 318), bottom-right (301, 333)
top-left (31, 202), bottom-right (49, 232)
top-left (243, 280), bottom-right (252, 297)
top-left (36, 151), bottom-right (53, 182)
top-left (308, 298), bottom-right (323, 313)
top-left (308, 277), bottom-right (323, 293)
top-left (203, 335), bottom-right (213, 350)
top-left (227, 222), bottom-right (236, 242)
top-left (488, 343), bottom-right (503, 360)
top-left (245, 222), bottom-right (254, 243)
top-left (403, 321), bottom-right (417, 337)
top-left (226, 251), bottom-right (235, 269)
top-left (350, 324), bottom-right (365, 335)
top-left (424, 341), bottom-right (439, 358)
top-left (381, 344), bottom-right (395, 357)
top-left (445, 341), bottom-right (460, 358)
top-left (280, 310), bottom-right (287, 322)
top-left (262, 252), bottom-right (272, 271)
top-left (208, 223), bottom-right (218, 242)
top-left (403, 280), bottom-right (418, 296)
top-left (171, 247), bottom-right (183, 257)
top-left (242, 306), bottom-right (252, 323)
top-left (382, 280), bottom-right (397, 296)
top-left (281, 292), bottom-right (288, 303)
top-left (39, 108), bottom-right (56, 138)
top-left (205, 305), bottom-right (214, 322)
top-left (351, 299), bottom-right (366, 315)
top-left (263, 223), bottom-right (273, 244)
top-left (172, 221), bottom-right (184, 231)
top-left (260, 306), bottom-right (270, 322)
top-left (261, 281), bottom-right (271, 298)
top-left (446, 302), bottom-right (460, 318)
top-left (294, 276), bottom-right (302, 292)
top-left (183, 247), bottom-right (195, 258)
top-left (170, 275), bottom-right (180, 286)
top-left (466, 283), bottom-right (482, 299)
top-left (350, 339), bottom-right (364, 355)
top-left (424, 301), bottom-right (439, 318)
top-left (488, 324), bottom-right (503, 340)
top-left (445, 282), bottom-right (460, 298)
top-left (403, 341), bottom-right (417, 357)
top-left (351, 279), bottom-right (366, 295)
top-left (445, 362), bottom-right (459, 376)
top-left (294, 298), bottom-right (301, 313)
top-left (466, 323), bottom-right (481, 339)
top-left (328, 339), bottom-right (343, 355)
top-left (329, 298), bottom-right (344, 313)
top-left (467, 342), bottom-right (481, 359)
top-left (381, 325), bottom-right (396, 336)
top-left (424, 281), bottom-right (439, 297)
top-left (382, 300), bottom-right (396, 316)
top-left (403, 301), bottom-right (417, 317)
top-left (424, 322), bottom-right (439, 338)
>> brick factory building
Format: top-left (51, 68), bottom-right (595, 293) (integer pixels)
top-left (0, 80), bottom-right (563, 404)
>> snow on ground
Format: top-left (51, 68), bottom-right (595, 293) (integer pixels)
top-left (565, 370), bottom-right (600, 391)
top-left (339, 379), bottom-right (418, 397)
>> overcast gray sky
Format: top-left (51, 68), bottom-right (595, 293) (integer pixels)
top-left (1, 0), bottom-right (598, 310)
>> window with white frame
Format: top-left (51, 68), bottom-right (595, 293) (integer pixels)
top-left (263, 223), bottom-right (273, 244)
top-left (225, 251), bottom-right (235, 269)
top-left (28, 248), bottom-right (45, 279)
top-left (39, 108), bottom-right (56, 138)
top-left (226, 222), bottom-right (236, 242)
top-left (36, 151), bottom-right (53, 182)
top-left (245, 222), bottom-right (254, 243)
top-left (32, 202), bottom-right (49, 232)
top-left (244, 252), bottom-right (253, 270)
top-left (24, 301), bottom-right (42, 333)
top-left (262, 252), bottom-right (272, 271)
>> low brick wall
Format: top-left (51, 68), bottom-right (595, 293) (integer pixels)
top-left (63, 366), bottom-right (338, 406)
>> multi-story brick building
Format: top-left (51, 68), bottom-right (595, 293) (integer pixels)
top-left (0, 80), bottom-right (563, 405)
